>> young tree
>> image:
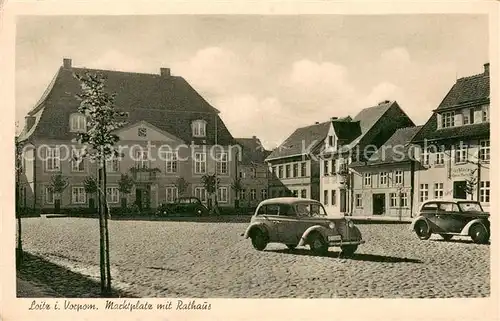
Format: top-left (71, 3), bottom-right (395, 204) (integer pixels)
top-left (464, 168), bottom-right (479, 199)
top-left (49, 173), bottom-right (69, 211)
top-left (74, 71), bottom-right (127, 296)
top-left (118, 173), bottom-right (134, 208)
top-left (230, 177), bottom-right (244, 209)
top-left (83, 175), bottom-right (98, 211)
top-left (175, 177), bottom-right (190, 197)
top-left (201, 173), bottom-right (220, 215)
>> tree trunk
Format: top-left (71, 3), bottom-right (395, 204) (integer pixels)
top-left (98, 167), bottom-right (107, 295)
top-left (16, 180), bottom-right (23, 265)
top-left (103, 161), bottom-right (112, 294)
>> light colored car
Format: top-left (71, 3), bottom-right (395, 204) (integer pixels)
top-left (243, 197), bottom-right (365, 256)
top-left (410, 199), bottom-right (490, 244)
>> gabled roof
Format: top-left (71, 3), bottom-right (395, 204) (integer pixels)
top-left (19, 61), bottom-right (235, 145)
top-left (412, 64), bottom-right (490, 143)
top-left (350, 126), bottom-right (422, 167)
top-left (266, 121), bottom-right (331, 160)
top-left (235, 137), bottom-right (272, 165)
top-left (332, 120), bottom-right (361, 142)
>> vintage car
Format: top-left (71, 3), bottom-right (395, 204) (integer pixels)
top-left (157, 197), bottom-right (209, 217)
top-left (410, 199), bottom-right (490, 244)
top-left (243, 197), bottom-right (365, 256)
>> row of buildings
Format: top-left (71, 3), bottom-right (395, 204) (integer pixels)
top-left (17, 58), bottom-right (490, 217)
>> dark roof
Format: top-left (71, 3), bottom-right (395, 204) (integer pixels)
top-left (235, 137), bottom-right (271, 165)
top-left (332, 120), bottom-right (361, 142)
top-left (412, 66), bottom-right (490, 143)
top-left (350, 126), bottom-right (422, 167)
top-left (353, 101), bottom-right (394, 134)
top-left (437, 72), bottom-right (490, 111)
top-left (19, 64), bottom-right (235, 145)
top-left (266, 121), bottom-right (331, 160)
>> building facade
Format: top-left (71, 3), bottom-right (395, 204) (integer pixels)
top-left (411, 63), bottom-right (491, 211)
top-left (17, 58), bottom-right (239, 212)
top-left (320, 101), bottom-right (415, 215)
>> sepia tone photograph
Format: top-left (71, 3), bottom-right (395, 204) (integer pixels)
top-left (3, 3), bottom-right (497, 319)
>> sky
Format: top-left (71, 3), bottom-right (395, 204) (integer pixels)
top-left (15, 15), bottom-right (489, 149)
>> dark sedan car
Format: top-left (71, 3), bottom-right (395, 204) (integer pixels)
top-left (157, 197), bottom-right (209, 217)
top-left (410, 199), bottom-right (490, 244)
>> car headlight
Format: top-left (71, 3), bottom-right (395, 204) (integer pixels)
top-left (329, 222), bottom-right (336, 229)
top-left (347, 220), bottom-right (354, 228)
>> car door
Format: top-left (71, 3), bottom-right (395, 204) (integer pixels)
top-left (430, 203), bottom-right (463, 233)
top-left (293, 203), bottom-right (322, 241)
top-left (258, 204), bottom-right (280, 242)
top-left (274, 204), bottom-right (301, 244)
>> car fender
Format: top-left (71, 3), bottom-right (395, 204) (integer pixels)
top-left (460, 219), bottom-right (488, 236)
top-left (298, 225), bottom-right (329, 247)
top-left (244, 222), bottom-right (269, 239)
top-left (409, 217), bottom-right (427, 231)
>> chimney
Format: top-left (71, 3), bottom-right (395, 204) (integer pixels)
top-left (484, 63), bottom-right (490, 76)
top-left (315, 122), bottom-right (320, 124)
top-left (25, 116), bottom-right (35, 131)
top-left (252, 135), bottom-right (257, 140)
top-left (378, 100), bottom-right (391, 105)
top-left (63, 58), bottom-right (72, 69)
top-left (331, 117), bottom-right (338, 121)
top-left (160, 68), bottom-right (171, 77)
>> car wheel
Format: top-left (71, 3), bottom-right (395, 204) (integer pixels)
top-left (439, 234), bottom-right (453, 241)
top-left (286, 244), bottom-right (297, 250)
top-left (469, 224), bottom-right (489, 244)
top-left (340, 244), bottom-right (358, 257)
top-left (414, 220), bottom-right (431, 240)
top-left (251, 229), bottom-right (268, 251)
top-left (308, 233), bottom-right (328, 256)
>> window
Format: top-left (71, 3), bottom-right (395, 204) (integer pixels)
top-left (250, 167), bottom-right (256, 178)
top-left (240, 189), bottom-right (247, 200)
top-left (218, 187), bottom-right (228, 203)
top-left (480, 140), bottom-right (490, 162)
top-left (363, 173), bottom-right (372, 187)
top-left (194, 153), bottom-right (206, 174)
top-left (422, 148), bottom-right (430, 166)
top-left (70, 113), bottom-right (86, 132)
top-left (194, 187), bottom-right (207, 202)
top-left (271, 166), bottom-right (277, 178)
top-left (463, 108), bottom-right (474, 125)
top-left (45, 186), bottom-right (54, 204)
top-left (400, 193), bottom-right (408, 207)
top-left (389, 193), bottom-right (398, 207)
top-left (300, 162), bottom-right (307, 177)
top-left (71, 149), bottom-right (85, 172)
top-left (106, 187), bottom-right (119, 204)
top-left (163, 152), bottom-right (178, 173)
top-left (454, 144), bottom-right (468, 164)
top-left (239, 171), bottom-right (246, 178)
top-left (137, 127), bottom-right (147, 137)
top-left (480, 181), bottom-right (490, 203)
top-left (192, 120), bottom-right (207, 137)
top-left (355, 194), bottom-right (362, 208)
top-left (106, 158), bottom-right (120, 172)
top-left (331, 190), bottom-right (336, 206)
top-left (301, 189), bottom-right (307, 198)
top-left (324, 160), bottom-right (330, 176)
top-left (482, 105), bottom-right (490, 122)
top-left (324, 190), bottom-right (329, 205)
top-left (250, 189), bottom-right (257, 200)
top-left (436, 150), bottom-right (445, 165)
top-left (135, 150), bottom-right (149, 169)
top-left (166, 187), bottom-right (178, 203)
top-left (261, 189), bottom-right (267, 200)
top-left (72, 187), bottom-right (86, 204)
top-left (216, 153), bottom-right (228, 175)
top-left (420, 184), bottom-right (429, 202)
top-left (293, 163), bottom-right (299, 177)
top-left (45, 147), bottom-right (60, 171)
top-left (285, 165), bottom-right (291, 178)
top-left (278, 166), bottom-right (283, 179)
top-left (434, 183), bottom-right (444, 199)
top-left (380, 172), bottom-right (388, 185)
top-left (441, 111), bottom-right (455, 128)
top-left (394, 171), bottom-right (403, 185)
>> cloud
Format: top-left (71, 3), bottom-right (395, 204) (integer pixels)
top-left (380, 47), bottom-right (412, 67)
top-left (363, 82), bottom-right (401, 106)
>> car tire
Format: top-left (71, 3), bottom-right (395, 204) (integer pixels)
top-left (250, 229), bottom-right (268, 251)
top-left (340, 244), bottom-right (358, 257)
top-left (439, 234), bottom-right (453, 241)
top-left (286, 244), bottom-right (297, 250)
top-left (308, 232), bottom-right (328, 256)
top-left (469, 223), bottom-right (489, 244)
top-left (414, 220), bottom-right (431, 240)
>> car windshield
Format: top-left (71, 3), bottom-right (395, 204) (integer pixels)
top-left (178, 199), bottom-right (192, 204)
top-left (458, 202), bottom-right (483, 212)
top-left (295, 202), bottom-right (327, 217)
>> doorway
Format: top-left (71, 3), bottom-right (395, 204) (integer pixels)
top-left (453, 181), bottom-right (467, 199)
top-left (339, 189), bottom-right (346, 213)
top-left (373, 193), bottom-right (386, 215)
top-left (135, 186), bottom-right (151, 210)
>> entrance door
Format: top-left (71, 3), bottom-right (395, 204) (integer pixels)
top-left (373, 193), bottom-right (386, 215)
top-left (453, 181), bottom-right (467, 199)
top-left (135, 188), bottom-right (143, 209)
top-left (339, 189), bottom-right (347, 213)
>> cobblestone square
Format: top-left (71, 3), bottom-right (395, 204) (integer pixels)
top-left (20, 217), bottom-right (490, 298)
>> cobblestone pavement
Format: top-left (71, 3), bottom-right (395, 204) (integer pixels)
top-left (19, 217), bottom-right (490, 298)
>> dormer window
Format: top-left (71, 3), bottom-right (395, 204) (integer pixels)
top-left (70, 113), bottom-right (87, 132)
top-left (138, 127), bottom-right (147, 137)
top-left (482, 105), bottom-right (490, 122)
top-left (441, 111), bottom-right (455, 128)
top-left (192, 120), bottom-right (207, 137)
top-left (463, 108), bottom-right (474, 125)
